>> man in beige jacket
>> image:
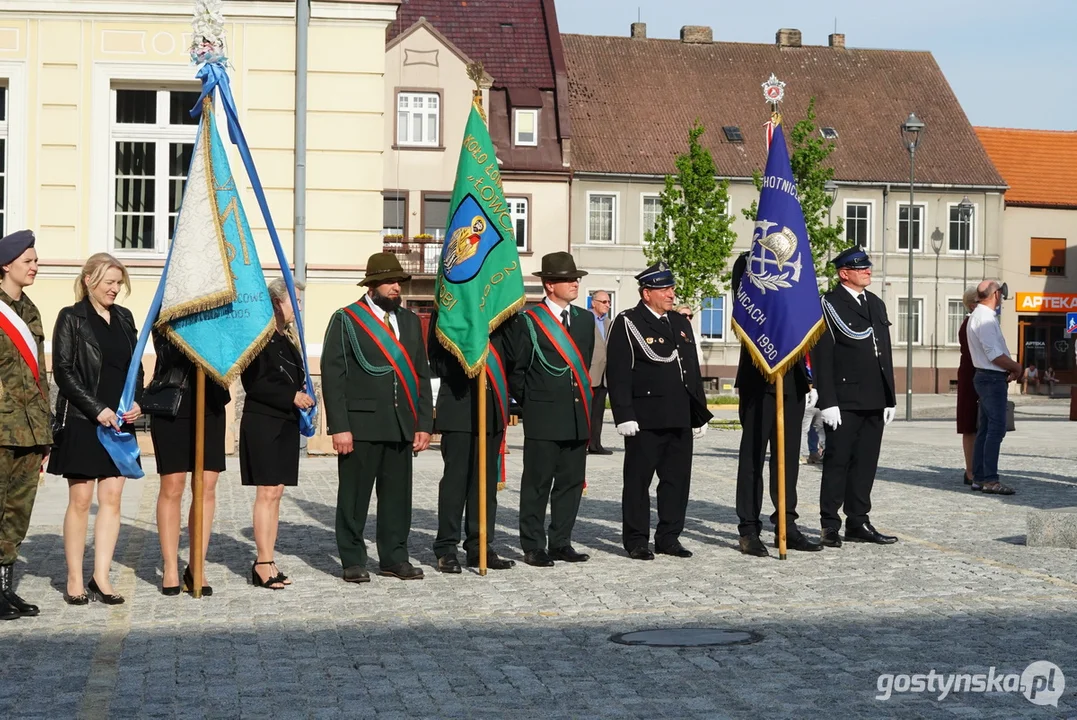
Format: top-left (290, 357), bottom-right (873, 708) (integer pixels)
top-left (588, 291), bottom-right (612, 455)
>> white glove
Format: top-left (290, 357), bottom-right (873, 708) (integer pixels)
top-left (883, 406), bottom-right (896, 426)
top-left (616, 421), bottom-right (640, 437)
top-left (805, 389), bottom-right (818, 409)
top-left (693, 424), bottom-right (707, 439)
top-left (820, 406), bottom-right (842, 430)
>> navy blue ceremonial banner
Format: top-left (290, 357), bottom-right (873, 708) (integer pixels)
top-left (731, 120), bottom-right (824, 380)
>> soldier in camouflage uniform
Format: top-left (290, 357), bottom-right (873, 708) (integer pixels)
top-left (0, 230), bottom-right (52, 619)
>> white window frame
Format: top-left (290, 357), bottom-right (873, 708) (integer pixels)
top-left (843, 199), bottom-right (874, 250)
top-left (506, 196), bottom-right (529, 251)
top-left (945, 296), bottom-right (966, 346)
top-left (585, 191), bottom-right (618, 244)
top-left (897, 296), bottom-right (925, 345)
top-left (91, 63), bottom-right (208, 256)
top-left (0, 61), bottom-right (27, 236)
top-left (109, 87), bottom-right (199, 256)
top-left (896, 202), bottom-right (927, 253)
top-left (397, 91), bottom-right (439, 147)
top-left (640, 192), bottom-right (662, 244)
top-left (513, 108), bottom-right (538, 147)
top-left (945, 201), bottom-right (977, 255)
top-left (699, 294), bottom-right (727, 341)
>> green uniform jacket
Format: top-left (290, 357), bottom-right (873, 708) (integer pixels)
top-left (507, 303), bottom-right (595, 442)
top-left (428, 312), bottom-right (510, 435)
top-left (0, 289), bottom-right (51, 447)
top-left (321, 301), bottom-right (433, 443)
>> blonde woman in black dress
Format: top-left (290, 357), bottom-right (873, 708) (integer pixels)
top-left (49, 253), bottom-right (143, 604)
top-left (241, 278), bottom-right (313, 589)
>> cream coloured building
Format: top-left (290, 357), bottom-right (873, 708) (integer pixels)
top-left (0, 0), bottom-right (397, 355)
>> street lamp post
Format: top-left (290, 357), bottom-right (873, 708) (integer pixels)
top-left (931, 229), bottom-right (943, 394)
top-left (957, 195), bottom-right (974, 292)
top-left (901, 113), bottom-right (925, 421)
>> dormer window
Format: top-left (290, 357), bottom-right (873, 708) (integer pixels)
top-left (514, 108), bottom-right (538, 146)
top-left (820, 126), bottom-right (838, 140)
top-left (722, 125), bottom-right (743, 143)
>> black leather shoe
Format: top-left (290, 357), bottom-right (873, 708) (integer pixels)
top-left (0, 565), bottom-right (38, 616)
top-left (87, 577), bottom-right (125, 605)
top-left (783, 533), bottom-right (824, 552)
top-left (182, 566), bottom-right (212, 596)
top-left (549, 545), bottom-right (590, 563)
top-left (819, 528), bottom-right (843, 548)
top-left (63, 592), bottom-right (89, 606)
top-left (656, 541), bottom-right (693, 558)
top-left (0, 594), bottom-right (19, 620)
top-left (380, 562), bottom-right (425, 580)
top-left (738, 534), bottom-right (769, 557)
top-left (627, 546), bottom-right (655, 561)
top-left (522, 549), bottom-right (555, 567)
top-left (588, 447), bottom-right (614, 455)
top-left (844, 523), bottom-right (898, 544)
top-left (467, 552), bottom-right (516, 570)
top-left (342, 565), bottom-right (371, 583)
top-left (436, 554), bottom-right (462, 574)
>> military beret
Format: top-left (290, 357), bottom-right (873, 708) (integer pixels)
top-left (0, 230), bottom-right (36, 267)
top-left (636, 261), bottom-right (675, 289)
top-left (832, 246), bottom-right (872, 270)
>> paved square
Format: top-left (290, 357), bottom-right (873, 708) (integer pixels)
top-left (2, 399), bottom-right (1075, 719)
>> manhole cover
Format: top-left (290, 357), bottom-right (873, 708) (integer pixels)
top-left (609, 628), bottom-right (762, 647)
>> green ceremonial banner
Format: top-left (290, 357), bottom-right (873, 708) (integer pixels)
top-left (434, 98), bottom-right (526, 377)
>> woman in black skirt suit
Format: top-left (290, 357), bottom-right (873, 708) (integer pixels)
top-left (49, 253), bottom-right (143, 605)
top-left (241, 278), bottom-right (313, 589)
top-left (956, 287), bottom-right (980, 487)
top-left (149, 329), bottom-right (230, 595)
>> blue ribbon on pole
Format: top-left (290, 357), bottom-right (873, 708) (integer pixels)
top-left (193, 63), bottom-right (317, 436)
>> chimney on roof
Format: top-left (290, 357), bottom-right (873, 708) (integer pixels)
top-left (680, 25), bottom-right (713, 44)
top-left (776, 28), bottom-right (802, 48)
top-left (829, 33), bottom-right (845, 49)
top-left (631, 22), bottom-right (647, 39)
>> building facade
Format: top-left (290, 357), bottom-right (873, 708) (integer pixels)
top-left (564, 25), bottom-right (1008, 393)
top-left (976, 127), bottom-right (1077, 384)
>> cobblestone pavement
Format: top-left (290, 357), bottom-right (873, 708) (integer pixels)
top-left (3, 399), bottom-right (1076, 719)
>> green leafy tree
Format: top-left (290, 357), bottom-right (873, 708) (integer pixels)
top-left (643, 121), bottom-right (737, 309)
top-left (740, 98), bottom-right (847, 287)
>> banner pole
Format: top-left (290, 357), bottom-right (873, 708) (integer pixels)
top-left (190, 367), bottom-right (206, 598)
top-left (477, 361), bottom-right (488, 576)
top-left (775, 373), bottom-right (788, 560)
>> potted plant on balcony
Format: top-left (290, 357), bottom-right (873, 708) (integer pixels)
top-left (413, 233), bottom-right (434, 241)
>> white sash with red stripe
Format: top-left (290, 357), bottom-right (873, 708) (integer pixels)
top-left (0, 297), bottom-right (40, 381)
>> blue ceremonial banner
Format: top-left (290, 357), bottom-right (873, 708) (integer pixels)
top-left (731, 120), bottom-right (824, 380)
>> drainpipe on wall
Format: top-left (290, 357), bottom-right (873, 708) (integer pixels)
top-left (294, 0), bottom-right (309, 294)
top-left (880, 184), bottom-right (889, 304)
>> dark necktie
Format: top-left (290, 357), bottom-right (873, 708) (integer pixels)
top-left (857, 293), bottom-right (866, 307)
top-left (561, 309), bottom-right (570, 329)
top-left (384, 312), bottom-right (396, 339)
top-left (660, 314), bottom-right (671, 332)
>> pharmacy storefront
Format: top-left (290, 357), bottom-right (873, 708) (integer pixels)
top-left (1015, 293), bottom-right (1077, 383)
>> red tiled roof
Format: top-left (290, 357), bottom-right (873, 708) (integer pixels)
top-left (388, 0), bottom-right (556, 89)
top-left (975, 127), bottom-right (1077, 208)
top-left (563, 34), bottom-right (1006, 187)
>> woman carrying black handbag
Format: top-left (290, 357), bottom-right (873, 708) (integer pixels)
top-left (240, 278), bottom-right (313, 590)
top-left (48, 253), bottom-right (143, 605)
top-left (148, 329), bottom-right (229, 596)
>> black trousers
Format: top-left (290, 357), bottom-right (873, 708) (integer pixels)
top-left (519, 438), bottom-right (587, 552)
top-left (589, 386), bottom-right (608, 450)
top-left (433, 430), bottom-right (503, 560)
top-left (735, 392), bottom-right (805, 537)
top-left (335, 440), bottom-right (412, 569)
top-left (622, 427), bottom-right (692, 552)
top-left (820, 409), bottom-right (884, 531)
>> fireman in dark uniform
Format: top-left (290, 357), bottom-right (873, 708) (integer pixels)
top-left (605, 262), bottom-right (711, 560)
top-left (810, 247), bottom-right (898, 547)
top-left (731, 252), bottom-right (823, 556)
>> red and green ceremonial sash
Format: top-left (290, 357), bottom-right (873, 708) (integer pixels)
top-left (525, 304), bottom-right (592, 434)
top-left (486, 343), bottom-right (509, 490)
top-left (342, 301), bottom-right (420, 426)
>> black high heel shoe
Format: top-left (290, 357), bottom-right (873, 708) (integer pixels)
top-left (87, 577), bottom-right (125, 605)
top-left (63, 591), bottom-right (89, 606)
top-left (183, 566), bottom-right (213, 597)
top-left (251, 561), bottom-right (285, 590)
top-left (160, 584), bottom-right (181, 596)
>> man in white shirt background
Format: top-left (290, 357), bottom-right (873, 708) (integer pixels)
top-left (965, 279), bottom-right (1022, 495)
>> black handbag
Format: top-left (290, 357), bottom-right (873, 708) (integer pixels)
top-left (141, 365), bottom-right (190, 418)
